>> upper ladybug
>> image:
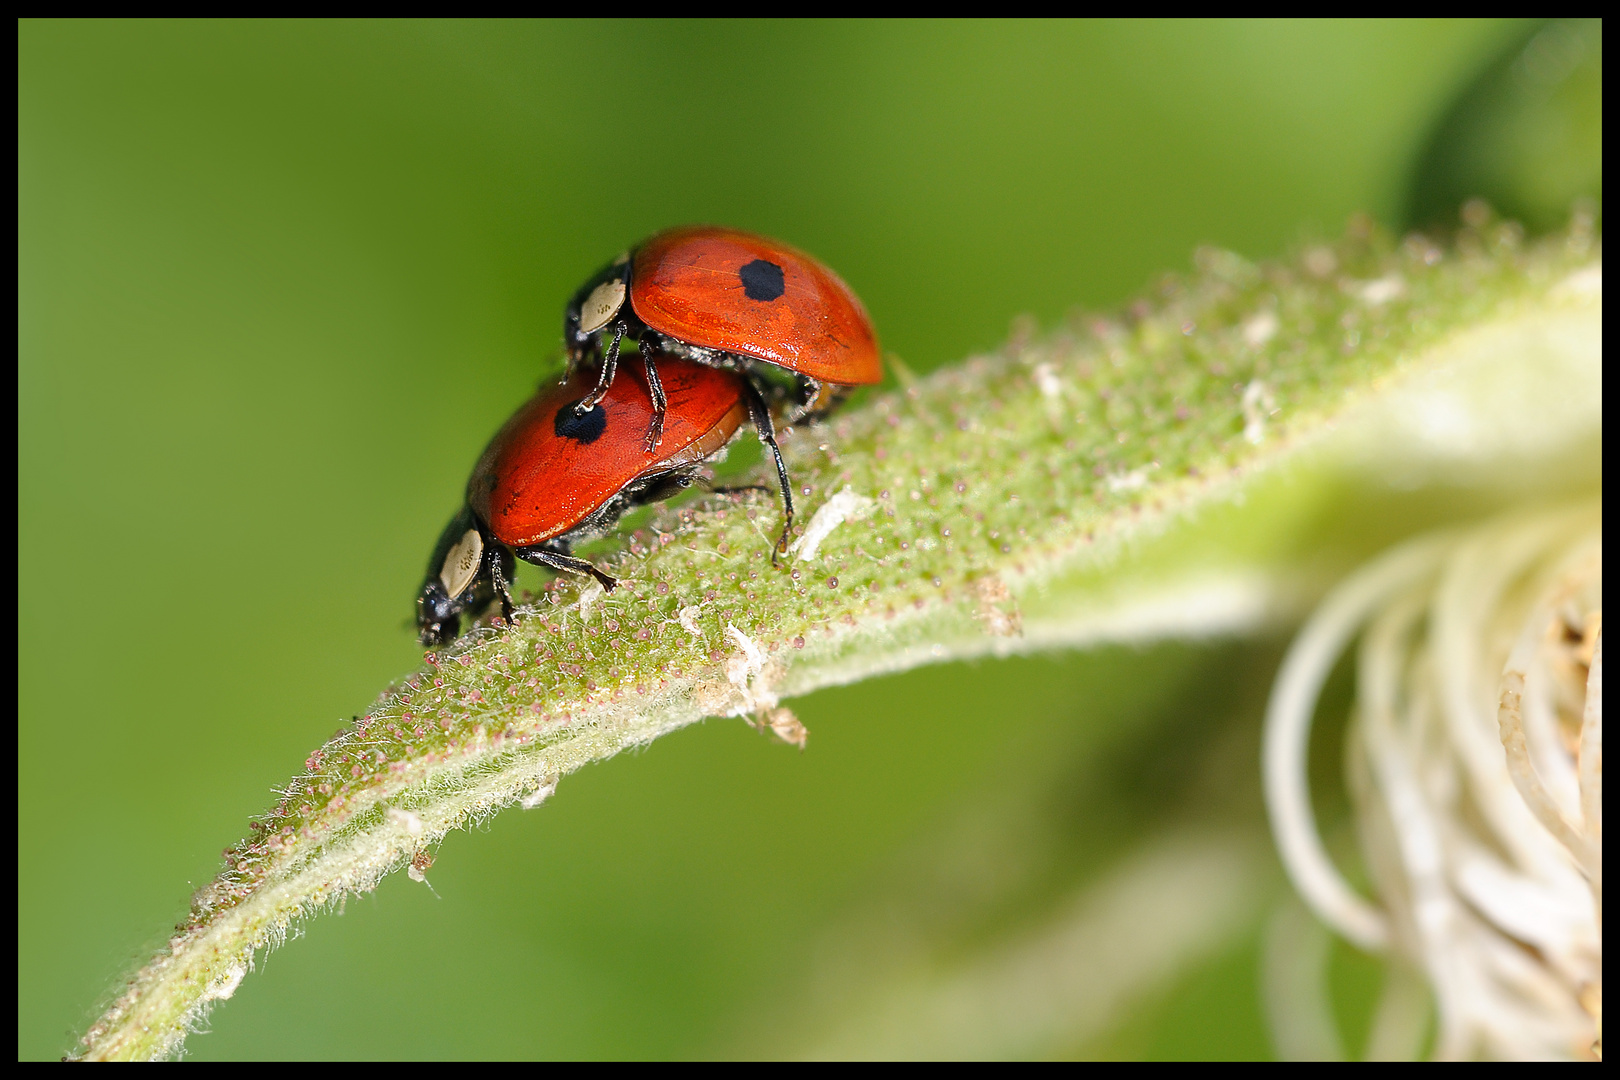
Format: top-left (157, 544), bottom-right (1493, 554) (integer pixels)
top-left (563, 226), bottom-right (881, 452)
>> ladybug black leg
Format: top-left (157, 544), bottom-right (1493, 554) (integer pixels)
top-left (517, 547), bottom-right (618, 593)
top-left (490, 545), bottom-right (516, 624)
top-left (576, 323), bottom-right (625, 414)
top-left (743, 382), bottom-right (795, 562)
top-left (639, 340), bottom-right (668, 453)
top-left (696, 477), bottom-right (772, 496)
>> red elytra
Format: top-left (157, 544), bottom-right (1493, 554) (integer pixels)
top-left (630, 226), bottom-right (882, 385)
top-left (471, 358), bottom-right (746, 547)
top-left (564, 226), bottom-right (881, 453)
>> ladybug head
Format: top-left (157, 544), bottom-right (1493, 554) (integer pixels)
top-left (564, 253), bottom-right (631, 354)
top-left (416, 507), bottom-right (489, 646)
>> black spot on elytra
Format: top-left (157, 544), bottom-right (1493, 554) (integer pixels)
top-left (555, 400), bottom-right (607, 444)
top-left (739, 259), bottom-right (786, 302)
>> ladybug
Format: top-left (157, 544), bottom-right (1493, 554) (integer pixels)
top-left (564, 226), bottom-right (881, 454)
top-left (416, 351), bottom-right (794, 646)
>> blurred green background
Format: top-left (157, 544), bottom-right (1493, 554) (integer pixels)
top-left (19, 19), bottom-right (1547, 1060)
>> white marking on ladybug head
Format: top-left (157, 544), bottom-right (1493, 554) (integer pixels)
top-left (439, 528), bottom-right (483, 598)
top-left (611, 249), bottom-right (630, 266)
top-left (578, 278), bottom-right (627, 334)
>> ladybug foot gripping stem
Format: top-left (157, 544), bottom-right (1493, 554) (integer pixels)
top-left (741, 385), bottom-right (796, 567)
top-left (772, 523), bottom-right (792, 565)
top-left (490, 551), bottom-right (516, 623)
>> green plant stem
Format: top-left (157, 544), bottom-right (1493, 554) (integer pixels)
top-left (74, 213), bottom-right (1600, 1060)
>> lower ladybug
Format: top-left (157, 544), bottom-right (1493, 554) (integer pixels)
top-left (564, 225), bottom-right (881, 454)
top-left (416, 352), bottom-right (794, 646)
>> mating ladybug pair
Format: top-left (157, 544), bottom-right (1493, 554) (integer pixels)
top-left (416, 226), bottom-right (881, 646)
